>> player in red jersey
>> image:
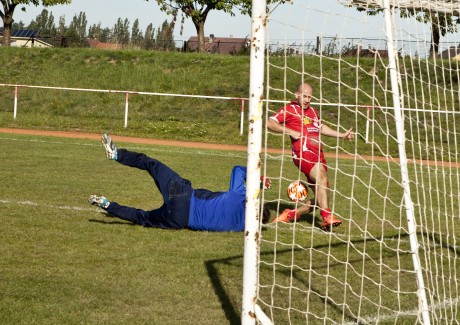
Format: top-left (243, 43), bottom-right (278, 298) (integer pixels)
top-left (267, 83), bottom-right (354, 230)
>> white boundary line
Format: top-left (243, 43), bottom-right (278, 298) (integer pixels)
top-left (0, 198), bottom-right (100, 213)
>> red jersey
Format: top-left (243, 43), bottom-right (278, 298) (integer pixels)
top-left (270, 101), bottom-right (323, 154)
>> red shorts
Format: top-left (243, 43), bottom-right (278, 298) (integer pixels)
top-left (292, 149), bottom-right (327, 185)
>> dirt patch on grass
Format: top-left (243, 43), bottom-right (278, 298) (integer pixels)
top-left (2, 127), bottom-right (455, 168)
top-left (0, 127), bottom-right (252, 152)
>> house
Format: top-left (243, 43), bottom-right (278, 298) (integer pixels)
top-left (86, 39), bottom-right (124, 50)
top-left (0, 28), bottom-right (52, 48)
top-left (342, 44), bottom-right (401, 58)
top-left (187, 34), bottom-right (249, 54)
top-left (439, 45), bottom-right (460, 60)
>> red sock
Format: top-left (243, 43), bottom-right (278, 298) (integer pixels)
top-left (320, 208), bottom-right (332, 219)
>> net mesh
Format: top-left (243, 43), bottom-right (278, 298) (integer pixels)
top-left (255, 0), bottom-right (460, 323)
top-left (340, 0), bottom-right (460, 13)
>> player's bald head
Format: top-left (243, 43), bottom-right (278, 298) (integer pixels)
top-left (296, 83), bottom-right (313, 94)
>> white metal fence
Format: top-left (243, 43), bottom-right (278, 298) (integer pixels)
top-left (0, 82), bottom-right (249, 135)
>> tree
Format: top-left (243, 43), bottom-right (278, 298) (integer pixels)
top-left (0, 0), bottom-right (71, 46)
top-left (131, 18), bottom-right (143, 47)
top-left (112, 17), bottom-right (130, 45)
top-left (65, 11), bottom-right (87, 46)
top-left (400, 10), bottom-right (459, 58)
top-left (150, 0), bottom-right (286, 52)
top-left (349, 2), bottom-right (460, 58)
top-left (99, 27), bottom-right (111, 43)
top-left (88, 22), bottom-right (102, 39)
top-left (57, 14), bottom-right (65, 35)
top-left (143, 22), bottom-right (155, 50)
top-left (57, 14), bottom-right (65, 46)
top-left (12, 20), bottom-right (25, 29)
top-left (155, 19), bottom-right (175, 51)
top-left (27, 8), bottom-right (57, 37)
top-left (69, 11), bottom-right (86, 39)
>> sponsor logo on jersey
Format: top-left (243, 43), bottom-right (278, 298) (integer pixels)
top-left (302, 116), bottom-right (312, 125)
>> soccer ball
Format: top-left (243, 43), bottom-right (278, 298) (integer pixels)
top-left (287, 180), bottom-right (308, 202)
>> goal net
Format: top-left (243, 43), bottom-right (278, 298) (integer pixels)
top-left (242, 0), bottom-right (460, 324)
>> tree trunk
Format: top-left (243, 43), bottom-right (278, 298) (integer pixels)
top-left (430, 21), bottom-right (440, 59)
top-left (2, 23), bottom-right (12, 46)
top-left (1, 3), bottom-right (16, 47)
top-left (193, 20), bottom-right (206, 53)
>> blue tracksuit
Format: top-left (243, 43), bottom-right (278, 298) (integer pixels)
top-left (103, 149), bottom-right (246, 232)
top-left (188, 165), bottom-right (246, 232)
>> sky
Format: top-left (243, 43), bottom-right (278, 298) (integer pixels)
top-left (14, 0), bottom-right (251, 41)
top-left (12, 0), bottom-right (460, 53)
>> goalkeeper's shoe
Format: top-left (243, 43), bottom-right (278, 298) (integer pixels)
top-left (88, 195), bottom-right (110, 209)
top-left (101, 134), bottom-right (118, 160)
top-left (272, 209), bottom-right (300, 223)
top-left (321, 214), bottom-right (342, 231)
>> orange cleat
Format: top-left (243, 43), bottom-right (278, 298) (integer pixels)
top-left (272, 209), bottom-right (299, 223)
top-left (321, 214), bottom-right (342, 230)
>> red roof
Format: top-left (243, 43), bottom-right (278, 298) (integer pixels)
top-left (87, 39), bottom-right (123, 50)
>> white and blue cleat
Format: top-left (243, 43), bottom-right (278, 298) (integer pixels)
top-left (101, 134), bottom-right (118, 160)
top-left (88, 195), bottom-right (110, 209)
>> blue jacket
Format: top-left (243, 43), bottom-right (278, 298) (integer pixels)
top-left (188, 166), bottom-right (246, 232)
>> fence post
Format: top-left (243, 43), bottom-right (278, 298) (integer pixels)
top-left (124, 92), bottom-right (129, 128)
top-left (240, 99), bottom-right (245, 136)
top-left (13, 86), bottom-right (18, 119)
top-left (316, 36), bottom-right (321, 55)
top-left (365, 106), bottom-right (372, 144)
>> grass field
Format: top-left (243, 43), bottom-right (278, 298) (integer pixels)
top-left (2, 131), bottom-right (459, 324)
top-left (1, 47), bottom-right (459, 323)
top-left (0, 132), bottom-right (250, 325)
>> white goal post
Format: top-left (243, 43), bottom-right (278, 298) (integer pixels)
top-left (243, 0), bottom-right (460, 324)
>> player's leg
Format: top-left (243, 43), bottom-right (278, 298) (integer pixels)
top-left (105, 202), bottom-right (178, 228)
top-left (308, 162), bottom-right (342, 230)
top-left (308, 163), bottom-right (329, 209)
top-left (88, 195), bottom-right (152, 225)
top-left (100, 134), bottom-right (191, 203)
top-left (116, 149), bottom-right (191, 202)
top-left (88, 195), bottom-right (175, 228)
top-left (272, 199), bottom-right (312, 223)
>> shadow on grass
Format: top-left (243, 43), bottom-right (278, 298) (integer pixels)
top-left (88, 219), bottom-right (137, 226)
top-left (204, 233), bottom-right (413, 324)
top-left (86, 209), bottom-right (455, 323)
top-left (204, 254), bottom-right (243, 325)
top-left (88, 212), bottom-right (137, 226)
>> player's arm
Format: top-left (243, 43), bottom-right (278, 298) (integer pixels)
top-left (229, 166), bottom-right (247, 193)
top-left (320, 124), bottom-right (354, 140)
top-left (267, 118), bottom-right (302, 140)
top-left (229, 165), bottom-right (271, 193)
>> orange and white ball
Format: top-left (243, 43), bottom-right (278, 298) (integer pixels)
top-left (287, 180), bottom-right (308, 202)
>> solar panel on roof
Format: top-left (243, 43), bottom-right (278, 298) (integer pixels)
top-left (11, 30), bottom-right (38, 38)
